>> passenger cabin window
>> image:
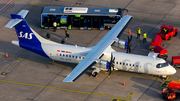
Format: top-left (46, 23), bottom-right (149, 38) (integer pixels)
top-left (123, 63), bottom-right (125, 65)
top-left (69, 55), bottom-right (71, 57)
top-left (72, 56), bottom-right (74, 58)
top-left (129, 64), bottom-right (131, 66)
top-left (83, 57), bottom-right (84, 59)
top-left (60, 54), bottom-right (61, 56)
top-left (126, 63), bottom-right (128, 66)
top-left (76, 56), bottom-right (78, 58)
top-left (63, 54), bottom-right (65, 57)
top-left (133, 64), bottom-right (134, 67)
top-left (79, 57), bottom-right (81, 59)
top-left (66, 55), bottom-right (68, 57)
top-left (120, 62), bottom-right (121, 65)
top-left (156, 63), bottom-right (169, 68)
top-left (116, 62), bottom-right (118, 64)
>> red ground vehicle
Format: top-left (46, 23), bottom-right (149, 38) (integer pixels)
top-left (157, 24), bottom-right (178, 40)
top-left (161, 80), bottom-right (180, 100)
top-left (149, 35), bottom-right (162, 50)
top-left (172, 56), bottom-right (180, 68)
top-left (154, 45), bottom-right (168, 60)
top-left (162, 87), bottom-right (176, 100)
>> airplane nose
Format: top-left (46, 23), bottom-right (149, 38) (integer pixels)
top-left (170, 67), bottom-right (176, 74)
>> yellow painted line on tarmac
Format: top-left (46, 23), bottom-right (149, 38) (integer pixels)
top-left (30, 4), bottom-right (44, 7)
top-left (134, 17), bottom-right (180, 25)
top-left (0, 80), bottom-right (131, 100)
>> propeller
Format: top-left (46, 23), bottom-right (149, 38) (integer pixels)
top-left (107, 53), bottom-right (115, 77)
top-left (126, 29), bottom-right (132, 53)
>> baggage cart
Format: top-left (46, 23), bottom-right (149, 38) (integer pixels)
top-left (172, 56), bottom-right (180, 68)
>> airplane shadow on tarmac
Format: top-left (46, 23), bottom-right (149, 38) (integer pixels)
top-left (131, 77), bottom-right (164, 99)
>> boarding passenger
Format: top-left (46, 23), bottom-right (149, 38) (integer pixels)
top-left (53, 21), bottom-right (57, 32)
top-left (46, 32), bottom-right (50, 40)
top-left (65, 28), bottom-right (69, 40)
top-left (61, 38), bottom-right (65, 44)
top-left (143, 32), bottom-right (147, 43)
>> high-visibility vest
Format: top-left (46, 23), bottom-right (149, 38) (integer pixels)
top-left (143, 33), bottom-right (147, 38)
top-left (164, 28), bottom-right (167, 32)
top-left (137, 28), bottom-right (141, 34)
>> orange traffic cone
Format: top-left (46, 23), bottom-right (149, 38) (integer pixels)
top-left (5, 53), bottom-right (8, 58)
top-left (129, 29), bottom-right (131, 34)
top-left (123, 80), bottom-right (126, 86)
top-left (66, 73), bottom-right (68, 77)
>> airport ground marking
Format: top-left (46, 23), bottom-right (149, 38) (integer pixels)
top-left (30, 4), bottom-right (44, 7)
top-left (0, 0), bottom-right (13, 12)
top-left (0, 80), bottom-right (131, 100)
top-left (111, 99), bottom-right (130, 101)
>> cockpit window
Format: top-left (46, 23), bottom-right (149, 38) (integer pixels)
top-left (156, 63), bottom-right (169, 68)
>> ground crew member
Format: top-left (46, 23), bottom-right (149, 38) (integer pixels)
top-left (65, 28), bottom-right (69, 40)
top-left (163, 28), bottom-right (167, 32)
top-left (137, 27), bottom-right (141, 39)
top-left (46, 32), bottom-right (50, 40)
top-left (143, 32), bottom-right (147, 43)
top-left (127, 29), bottom-right (132, 53)
top-left (53, 21), bottom-right (57, 32)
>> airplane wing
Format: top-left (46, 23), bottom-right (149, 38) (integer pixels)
top-left (63, 15), bottom-right (132, 82)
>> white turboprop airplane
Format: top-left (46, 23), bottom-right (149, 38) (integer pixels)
top-left (5, 10), bottom-right (176, 82)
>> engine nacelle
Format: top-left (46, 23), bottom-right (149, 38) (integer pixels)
top-left (94, 59), bottom-right (109, 70)
top-left (91, 59), bottom-right (109, 77)
top-left (113, 39), bottom-right (128, 49)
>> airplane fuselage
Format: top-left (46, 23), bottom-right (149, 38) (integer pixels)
top-left (37, 43), bottom-right (175, 77)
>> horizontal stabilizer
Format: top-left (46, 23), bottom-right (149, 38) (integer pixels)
top-left (5, 19), bottom-right (22, 28)
top-left (17, 10), bottom-right (29, 18)
top-left (5, 10), bottom-right (29, 28)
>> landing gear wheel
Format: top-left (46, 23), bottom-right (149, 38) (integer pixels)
top-left (168, 36), bottom-right (171, 40)
top-left (161, 75), bottom-right (167, 80)
top-left (92, 72), bottom-right (98, 77)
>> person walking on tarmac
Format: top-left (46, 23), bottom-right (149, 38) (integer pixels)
top-left (127, 29), bottom-right (132, 53)
top-left (65, 28), bottom-right (69, 40)
top-left (143, 32), bottom-right (147, 43)
top-left (53, 21), bottom-right (57, 32)
top-left (137, 27), bottom-right (141, 39)
top-left (46, 32), bottom-right (50, 40)
top-left (61, 38), bottom-right (65, 44)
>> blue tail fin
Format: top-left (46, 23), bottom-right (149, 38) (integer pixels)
top-left (5, 10), bottom-right (50, 58)
top-left (11, 14), bottom-right (41, 44)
